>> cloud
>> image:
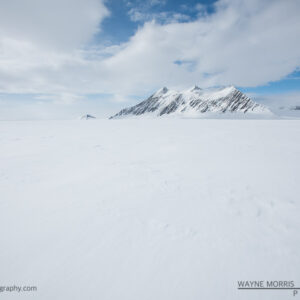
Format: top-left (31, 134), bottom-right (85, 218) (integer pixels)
top-left (127, 0), bottom-right (175, 23)
top-left (0, 0), bottom-right (110, 95)
top-left (119, 0), bottom-right (300, 91)
top-left (128, 9), bottom-right (190, 23)
top-left (148, 0), bottom-right (167, 7)
top-left (100, 0), bottom-right (300, 95)
top-left (36, 93), bottom-right (86, 105)
top-left (251, 90), bottom-right (300, 108)
top-left (0, 0), bottom-right (109, 50)
top-left (126, 0), bottom-right (167, 9)
top-left (0, 0), bottom-right (300, 104)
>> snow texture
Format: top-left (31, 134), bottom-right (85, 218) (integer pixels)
top-left (0, 119), bottom-right (299, 300)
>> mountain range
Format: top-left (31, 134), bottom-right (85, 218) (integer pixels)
top-left (110, 86), bottom-right (271, 119)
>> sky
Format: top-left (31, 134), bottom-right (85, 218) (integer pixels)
top-left (0, 0), bottom-right (300, 119)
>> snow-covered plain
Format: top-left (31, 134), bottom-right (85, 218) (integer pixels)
top-left (0, 119), bottom-right (299, 300)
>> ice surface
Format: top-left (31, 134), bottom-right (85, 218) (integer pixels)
top-left (0, 119), bottom-right (299, 300)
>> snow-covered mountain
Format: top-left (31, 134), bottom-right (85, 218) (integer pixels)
top-left (110, 86), bottom-right (271, 119)
top-left (80, 114), bottom-right (96, 120)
